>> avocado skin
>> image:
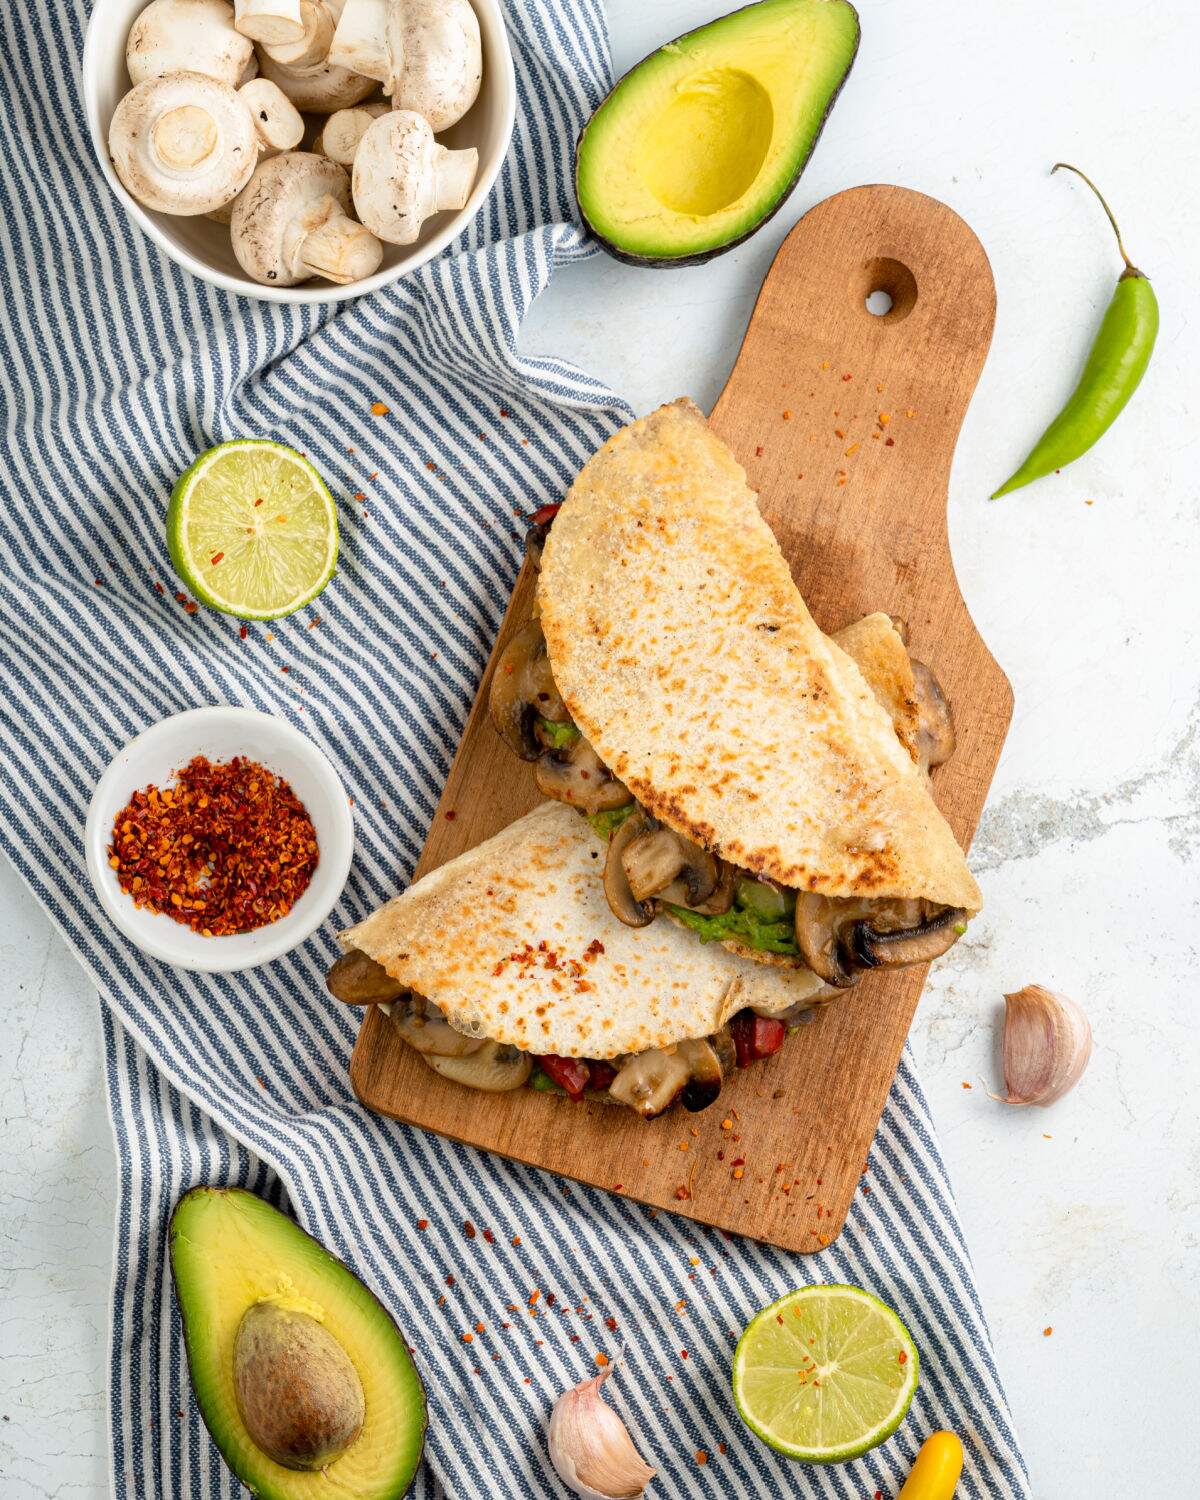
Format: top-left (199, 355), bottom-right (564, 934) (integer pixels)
top-left (169, 1187), bottom-right (427, 1500)
top-left (574, 0), bottom-right (861, 268)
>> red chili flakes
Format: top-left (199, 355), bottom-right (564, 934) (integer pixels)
top-left (239, 625), bottom-right (248, 640)
top-left (680, 1349), bottom-right (688, 1360)
top-left (842, 373), bottom-right (853, 382)
top-left (754, 445), bottom-right (763, 457)
top-left (463, 1220), bottom-right (476, 1239)
top-left (482, 1228), bottom-right (495, 1244)
top-left (782, 410), bottom-right (792, 421)
top-left (511, 1235), bottom-right (521, 1247)
top-left (445, 1274), bottom-right (455, 1286)
top-left (354, 491), bottom-right (366, 502)
top-left (461, 1332), bottom-right (473, 1343)
top-left (1043, 1326), bottom-right (1054, 1337)
top-left (210, 552), bottom-right (224, 566)
top-left (605, 1316), bottom-right (618, 1332)
top-left (594, 1351), bottom-right (608, 1367)
top-left (445, 810), bottom-right (457, 821)
top-left (183, 600), bottom-right (198, 614)
top-left (370, 401), bottom-right (390, 415)
top-left (499, 408), bottom-right (511, 418)
top-left (885, 436), bottom-right (895, 447)
top-left (695, 1450), bottom-right (707, 1465)
top-left (153, 581), bottom-right (164, 594)
top-left (718, 1443), bottom-right (727, 1456)
top-left (962, 1081), bottom-right (972, 1090)
top-left (416, 1219), bottom-right (428, 1231)
top-left (898, 1350), bottom-right (908, 1364)
top-left (675, 1185), bottom-right (692, 1201)
top-left (107, 756), bottom-right (318, 936)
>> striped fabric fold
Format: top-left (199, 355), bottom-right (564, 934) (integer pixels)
top-left (0, 3), bottom-right (1028, 1496)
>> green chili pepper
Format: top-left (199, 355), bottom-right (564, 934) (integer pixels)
top-left (991, 164), bottom-right (1158, 499)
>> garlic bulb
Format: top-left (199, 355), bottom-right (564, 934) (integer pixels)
top-left (548, 1364), bottom-right (656, 1499)
top-left (997, 984), bottom-right (1092, 1107)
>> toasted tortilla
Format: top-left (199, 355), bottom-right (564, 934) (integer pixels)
top-left (340, 802), bottom-right (828, 1059)
top-left (538, 399), bottom-right (981, 914)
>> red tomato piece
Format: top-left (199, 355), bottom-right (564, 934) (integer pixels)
top-left (730, 1012), bottom-right (786, 1068)
top-left (536, 1053), bottom-right (590, 1099)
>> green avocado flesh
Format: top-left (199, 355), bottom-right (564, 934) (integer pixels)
top-left (575, 0), bottom-right (860, 264)
top-left (170, 1188), bottom-right (426, 1500)
top-left (666, 899), bottom-right (799, 955)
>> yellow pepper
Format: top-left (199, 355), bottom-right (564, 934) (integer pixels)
top-left (897, 1431), bottom-right (964, 1499)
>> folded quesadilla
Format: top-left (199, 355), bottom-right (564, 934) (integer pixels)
top-left (489, 399), bottom-right (979, 989)
top-left (328, 802), bottom-right (835, 1118)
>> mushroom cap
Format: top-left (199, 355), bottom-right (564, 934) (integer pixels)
top-left (109, 72), bottom-right (259, 215)
top-left (230, 151), bottom-right (351, 284)
top-left (385, 0), bottom-right (481, 131)
top-left (126, 0), bottom-right (255, 88)
top-left (256, 50), bottom-right (377, 110)
top-left (351, 108), bottom-right (436, 245)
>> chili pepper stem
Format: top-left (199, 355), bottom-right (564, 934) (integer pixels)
top-left (1051, 162), bottom-right (1142, 278)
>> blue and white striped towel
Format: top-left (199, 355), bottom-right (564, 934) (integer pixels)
top-left (0, 3), bottom-right (1029, 1496)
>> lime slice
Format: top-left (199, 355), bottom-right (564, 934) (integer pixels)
top-left (732, 1284), bottom-right (918, 1463)
top-left (167, 440), bottom-right (337, 619)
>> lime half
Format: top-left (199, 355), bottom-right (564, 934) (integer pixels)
top-left (167, 440), bottom-right (337, 619)
top-left (732, 1284), bottom-right (918, 1463)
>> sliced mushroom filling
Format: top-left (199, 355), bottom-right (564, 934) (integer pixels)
top-left (534, 735), bottom-right (633, 814)
top-left (488, 618), bottom-right (569, 760)
top-left (380, 994), bottom-right (802, 1117)
top-left (910, 658), bottom-right (956, 772)
top-left (326, 946), bottom-right (405, 1004)
top-left (793, 893), bottom-right (969, 988)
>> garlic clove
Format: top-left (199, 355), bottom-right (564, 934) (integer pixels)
top-left (548, 1363), bottom-right (656, 1499)
top-left (997, 984), bottom-right (1092, 1107)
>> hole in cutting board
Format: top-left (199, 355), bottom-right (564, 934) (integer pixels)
top-left (853, 257), bottom-right (918, 323)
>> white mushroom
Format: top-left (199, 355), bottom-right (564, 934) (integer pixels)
top-left (233, 0), bottom-right (304, 45)
top-left (313, 101), bottom-right (390, 165)
top-left (237, 77), bottom-right (304, 150)
top-left (329, 0), bottom-right (481, 131)
top-left (109, 72), bottom-right (261, 216)
top-left (126, 0), bottom-right (255, 88)
top-left (352, 109), bottom-right (477, 246)
top-left (256, 48), bottom-right (377, 110)
top-left (257, 0), bottom-right (337, 65)
top-left (231, 151), bottom-right (383, 285)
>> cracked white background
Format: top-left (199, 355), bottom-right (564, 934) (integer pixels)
top-left (2, 0), bottom-right (1197, 1495)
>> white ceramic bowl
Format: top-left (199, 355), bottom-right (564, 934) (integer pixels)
top-left (81, 0), bottom-right (516, 304)
top-left (85, 706), bottom-right (354, 971)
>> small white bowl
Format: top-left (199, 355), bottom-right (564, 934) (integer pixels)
top-left (81, 0), bottom-right (516, 304)
top-left (85, 706), bottom-right (354, 971)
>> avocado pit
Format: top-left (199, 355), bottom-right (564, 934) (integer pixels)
top-left (233, 1301), bottom-right (365, 1471)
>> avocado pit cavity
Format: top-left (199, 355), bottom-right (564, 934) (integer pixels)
top-left (233, 1301), bottom-right (365, 1471)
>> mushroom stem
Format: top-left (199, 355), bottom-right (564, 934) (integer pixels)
top-left (234, 0), bottom-right (304, 44)
top-left (327, 0), bottom-right (388, 80)
top-left (301, 203), bottom-right (384, 283)
top-left (237, 77), bottom-right (304, 151)
top-left (259, 0), bottom-right (336, 66)
top-left (313, 101), bottom-right (391, 166)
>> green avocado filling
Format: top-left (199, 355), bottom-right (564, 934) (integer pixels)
top-left (664, 900), bottom-right (799, 956)
top-left (586, 802), bottom-right (638, 840)
top-left (537, 716), bottom-right (580, 750)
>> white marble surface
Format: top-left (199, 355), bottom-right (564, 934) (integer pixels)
top-left (2, 0), bottom-right (1197, 1495)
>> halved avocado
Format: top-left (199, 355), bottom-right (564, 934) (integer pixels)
top-left (576, 0), bottom-right (860, 266)
top-left (170, 1187), bottom-right (425, 1499)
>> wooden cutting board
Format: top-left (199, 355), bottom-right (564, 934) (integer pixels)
top-left (350, 185), bottom-right (1011, 1253)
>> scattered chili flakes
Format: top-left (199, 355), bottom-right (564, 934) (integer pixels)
top-left (445, 809), bottom-right (457, 821)
top-left (239, 625), bottom-right (248, 640)
top-left (511, 1235), bottom-right (522, 1246)
top-left (1043, 1326), bottom-right (1053, 1337)
top-left (107, 756), bottom-right (318, 935)
top-left (842, 373), bottom-right (853, 382)
top-left (695, 1450), bottom-right (707, 1465)
top-left (898, 1350), bottom-right (908, 1364)
top-left (885, 437), bottom-right (895, 447)
top-left (354, 491), bottom-right (366, 502)
top-left (482, 1228), bottom-right (495, 1244)
top-left (962, 1081), bottom-right (972, 1089)
top-left (370, 401), bottom-right (390, 415)
top-left (153, 581), bottom-right (164, 594)
top-left (782, 410), bottom-right (792, 421)
top-left (595, 1351), bottom-right (609, 1367)
top-left (210, 552), bottom-right (224, 566)
top-left (674, 1185), bottom-right (691, 1201)
top-left (416, 1219), bottom-right (428, 1231)
top-left (463, 1220), bottom-right (476, 1239)
top-left (461, 1332), bottom-right (473, 1343)
top-left (605, 1316), bottom-right (618, 1332)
